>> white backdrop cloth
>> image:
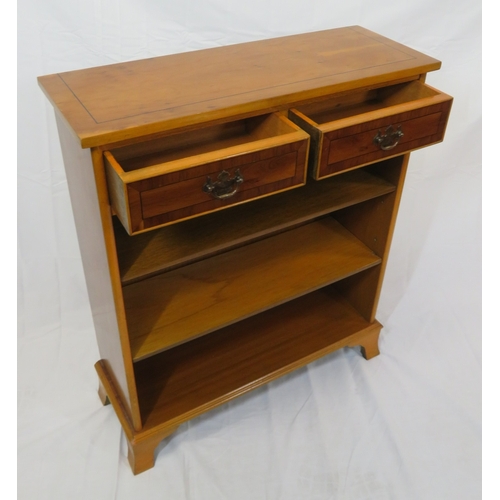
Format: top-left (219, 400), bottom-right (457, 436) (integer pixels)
top-left (18, 1), bottom-right (481, 499)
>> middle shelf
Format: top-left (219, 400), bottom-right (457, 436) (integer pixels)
top-left (123, 215), bottom-right (382, 361)
top-left (115, 167), bottom-right (396, 285)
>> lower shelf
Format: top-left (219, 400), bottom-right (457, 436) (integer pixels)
top-left (133, 284), bottom-right (381, 431)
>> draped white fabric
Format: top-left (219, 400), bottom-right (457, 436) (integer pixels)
top-left (18, 1), bottom-right (481, 498)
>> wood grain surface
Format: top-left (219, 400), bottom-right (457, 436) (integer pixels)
top-left (38, 27), bottom-right (441, 147)
top-left (38, 27), bottom-right (452, 474)
top-left (289, 81), bottom-right (453, 178)
top-left (104, 113), bottom-right (309, 233)
top-left (55, 116), bottom-right (143, 430)
top-left (115, 168), bottom-right (396, 284)
top-left (123, 217), bottom-right (381, 360)
top-left (134, 286), bottom-right (381, 430)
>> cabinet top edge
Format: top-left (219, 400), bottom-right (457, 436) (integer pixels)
top-left (38, 26), bottom-right (441, 148)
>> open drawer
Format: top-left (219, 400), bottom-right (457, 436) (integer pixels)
top-left (289, 81), bottom-right (452, 179)
top-left (104, 113), bottom-right (310, 235)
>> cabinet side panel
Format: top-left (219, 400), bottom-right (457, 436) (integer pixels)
top-left (55, 114), bottom-right (142, 430)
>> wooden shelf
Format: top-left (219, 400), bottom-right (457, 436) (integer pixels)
top-left (134, 285), bottom-right (379, 431)
top-left (124, 217), bottom-right (381, 361)
top-left (115, 168), bottom-right (395, 284)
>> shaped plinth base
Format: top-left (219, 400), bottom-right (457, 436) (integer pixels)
top-left (348, 322), bottom-right (381, 360)
top-left (126, 427), bottom-right (178, 475)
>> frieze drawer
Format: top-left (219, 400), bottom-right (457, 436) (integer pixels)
top-left (289, 80), bottom-right (452, 179)
top-left (105, 113), bottom-right (309, 235)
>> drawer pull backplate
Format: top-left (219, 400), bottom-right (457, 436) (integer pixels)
top-left (203, 169), bottom-right (244, 200)
top-left (373, 125), bottom-right (404, 151)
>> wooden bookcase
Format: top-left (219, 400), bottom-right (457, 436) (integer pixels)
top-left (38, 26), bottom-right (452, 474)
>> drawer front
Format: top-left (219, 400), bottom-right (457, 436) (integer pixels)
top-left (318, 100), bottom-right (452, 177)
top-left (130, 141), bottom-right (307, 231)
top-left (289, 82), bottom-right (453, 179)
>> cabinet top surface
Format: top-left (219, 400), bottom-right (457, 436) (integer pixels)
top-left (38, 26), bottom-right (440, 148)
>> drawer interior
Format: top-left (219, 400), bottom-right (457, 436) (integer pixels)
top-left (109, 113), bottom-right (298, 172)
top-left (294, 81), bottom-right (440, 125)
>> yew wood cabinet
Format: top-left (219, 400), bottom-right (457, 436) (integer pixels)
top-left (38, 26), bottom-right (452, 474)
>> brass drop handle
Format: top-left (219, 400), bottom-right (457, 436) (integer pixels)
top-left (203, 169), bottom-right (244, 200)
top-left (373, 125), bottom-right (404, 151)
